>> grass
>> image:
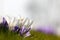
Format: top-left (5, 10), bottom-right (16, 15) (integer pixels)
top-left (0, 30), bottom-right (60, 40)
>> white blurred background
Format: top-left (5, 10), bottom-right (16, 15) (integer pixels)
top-left (0, 0), bottom-right (60, 30)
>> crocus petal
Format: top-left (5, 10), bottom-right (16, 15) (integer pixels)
top-left (19, 26), bottom-right (25, 35)
top-left (24, 27), bottom-right (31, 34)
top-left (14, 26), bottom-right (19, 32)
top-left (2, 17), bottom-right (7, 24)
top-left (21, 26), bottom-right (28, 33)
top-left (25, 32), bottom-right (31, 37)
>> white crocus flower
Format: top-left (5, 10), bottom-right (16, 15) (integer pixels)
top-left (8, 17), bottom-right (17, 30)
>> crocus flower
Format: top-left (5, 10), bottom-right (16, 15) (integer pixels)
top-left (0, 17), bottom-right (9, 32)
top-left (19, 26), bottom-right (31, 36)
top-left (13, 18), bottom-right (33, 37)
top-left (13, 25), bottom-right (31, 37)
top-left (19, 19), bottom-right (33, 37)
top-left (2, 17), bottom-right (8, 25)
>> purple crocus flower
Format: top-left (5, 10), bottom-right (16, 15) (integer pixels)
top-left (13, 26), bottom-right (31, 37)
top-left (2, 17), bottom-right (8, 26)
top-left (0, 17), bottom-right (9, 32)
top-left (37, 25), bottom-right (55, 34)
top-left (19, 26), bottom-right (31, 37)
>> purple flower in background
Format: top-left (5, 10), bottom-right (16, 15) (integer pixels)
top-left (37, 25), bottom-right (55, 34)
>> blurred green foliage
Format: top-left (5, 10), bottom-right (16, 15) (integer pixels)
top-left (0, 30), bottom-right (60, 40)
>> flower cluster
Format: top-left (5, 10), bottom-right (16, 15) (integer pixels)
top-left (0, 16), bottom-right (33, 37)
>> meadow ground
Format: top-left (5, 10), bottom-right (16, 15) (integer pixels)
top-left (0, 30), bottom-right (60, 40)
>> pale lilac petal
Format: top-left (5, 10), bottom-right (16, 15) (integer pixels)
top-left (19, 26), bottom-right (25, 34)
top-left (25, 32), bottom-right (31, 37)
top-left (2, 17), bottom-right (7, 24)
